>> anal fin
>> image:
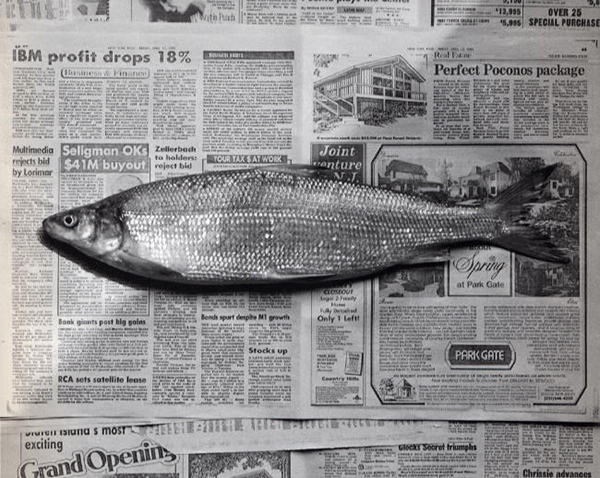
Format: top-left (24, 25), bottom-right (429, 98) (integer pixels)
top-left (399, 247), bottom-right (451, 265)
top-left (264, 268), bottom-right (339, 283)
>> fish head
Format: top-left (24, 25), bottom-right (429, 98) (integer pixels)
top-left (42, 204), bottom-right (123, 258)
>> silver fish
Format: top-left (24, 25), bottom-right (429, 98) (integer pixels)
top-left (42, 165), bottom-right (567, 285)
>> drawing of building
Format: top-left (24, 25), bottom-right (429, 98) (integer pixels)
top-left (548, 177), bottom-right (575, 199)
top-left (379, 377), bottom-right (416, 401)
top-left (379, 159), bottom-right (444, 195)
top-left (452, 162), bottom-right (513, 199)
top-left (314, 55), bottom-right (426, 120)
top-left (382, 159), bottom-right (427, 193)
top-left (395, 379), bottom-right (415, 399)
top-left (483, 161), bottom-right (512, 197)
top-left (516, 259), bottom-right (569, 296)
top-left (395, 267), bottom-right (444, 292)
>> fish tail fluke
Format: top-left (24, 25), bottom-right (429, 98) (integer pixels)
top-left (491, 227), bottom-right (569, 264)
top-left (488, 164), bottom-right (569, 264)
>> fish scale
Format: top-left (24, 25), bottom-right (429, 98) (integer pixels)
top-left (117, 169), bottom-right (498, 283)
top-left (42, 165), bottom-right (567, 285)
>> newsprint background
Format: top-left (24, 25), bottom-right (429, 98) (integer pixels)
top-left (1, 1), bottom-right (600, 477)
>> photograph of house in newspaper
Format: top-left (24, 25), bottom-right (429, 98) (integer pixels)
top-left (313, 54), bottom-right (427, 135)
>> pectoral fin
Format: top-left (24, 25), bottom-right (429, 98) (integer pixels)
top-left (111, 250), bottom-right (184, 280)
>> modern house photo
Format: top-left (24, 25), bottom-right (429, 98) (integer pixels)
top-left (314, 54), bottom-right (427, 131)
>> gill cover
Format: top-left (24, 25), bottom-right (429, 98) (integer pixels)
top-left (42, 204), bottom-right (123, 258)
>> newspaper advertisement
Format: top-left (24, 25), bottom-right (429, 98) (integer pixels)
top-left (2, 26), bottom-right (598, 422)
top-left (2, 418), bottom-right (598, 477)
top-left (432, 1), bottom-right (600, 30)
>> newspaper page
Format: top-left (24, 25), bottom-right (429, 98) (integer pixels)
top-left (298, 422), bottom-right (599, 478)
top-left (0, 418), bottom-right (428, 456)
top-left (8, 0), bottom-right (600, 30)
top-left (0, 0), bottom-right (423, 25)
top-left (1, 26), bottom-right (599, 421)
top-left (2, 418), bottom-right (599, 477)
top-left (432, 1), bottom-right (600, 30)
top-left (2, 27), bottom-right (305, 419)
top-left (127, 0), bottom-right (422, 27)
top-left (304, 29), bottom-right (600, 421)
top-left (1, 0), bottom-right (109, 21)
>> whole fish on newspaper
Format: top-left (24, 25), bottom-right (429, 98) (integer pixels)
top-left (42, 165), bottom-right (567, 285)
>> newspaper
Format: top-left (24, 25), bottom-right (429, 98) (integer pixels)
top-left (2, 25), bottom-right (598, 422)
top-left (6, 0), bottom-right (600, 30)
top-left (2, 0), bottom-right (422, 26)
top-left (2, 418), bottom-right (599, 477)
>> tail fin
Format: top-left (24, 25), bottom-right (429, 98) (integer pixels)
top-left (488, 165), bottom-right (569, 264)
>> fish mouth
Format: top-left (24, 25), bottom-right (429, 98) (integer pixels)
top-left (42, 215), bottom-right (63, 242)
top-left (42, 216), bottom-right (55, 237)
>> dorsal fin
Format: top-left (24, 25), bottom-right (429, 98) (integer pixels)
top-left (487, 165), bottom-right (556, 219)
top-left (256, 164), bottom-right (337, 180)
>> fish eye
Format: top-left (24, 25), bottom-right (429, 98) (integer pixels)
top-left (62, 214), bottom-right (78, 228)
